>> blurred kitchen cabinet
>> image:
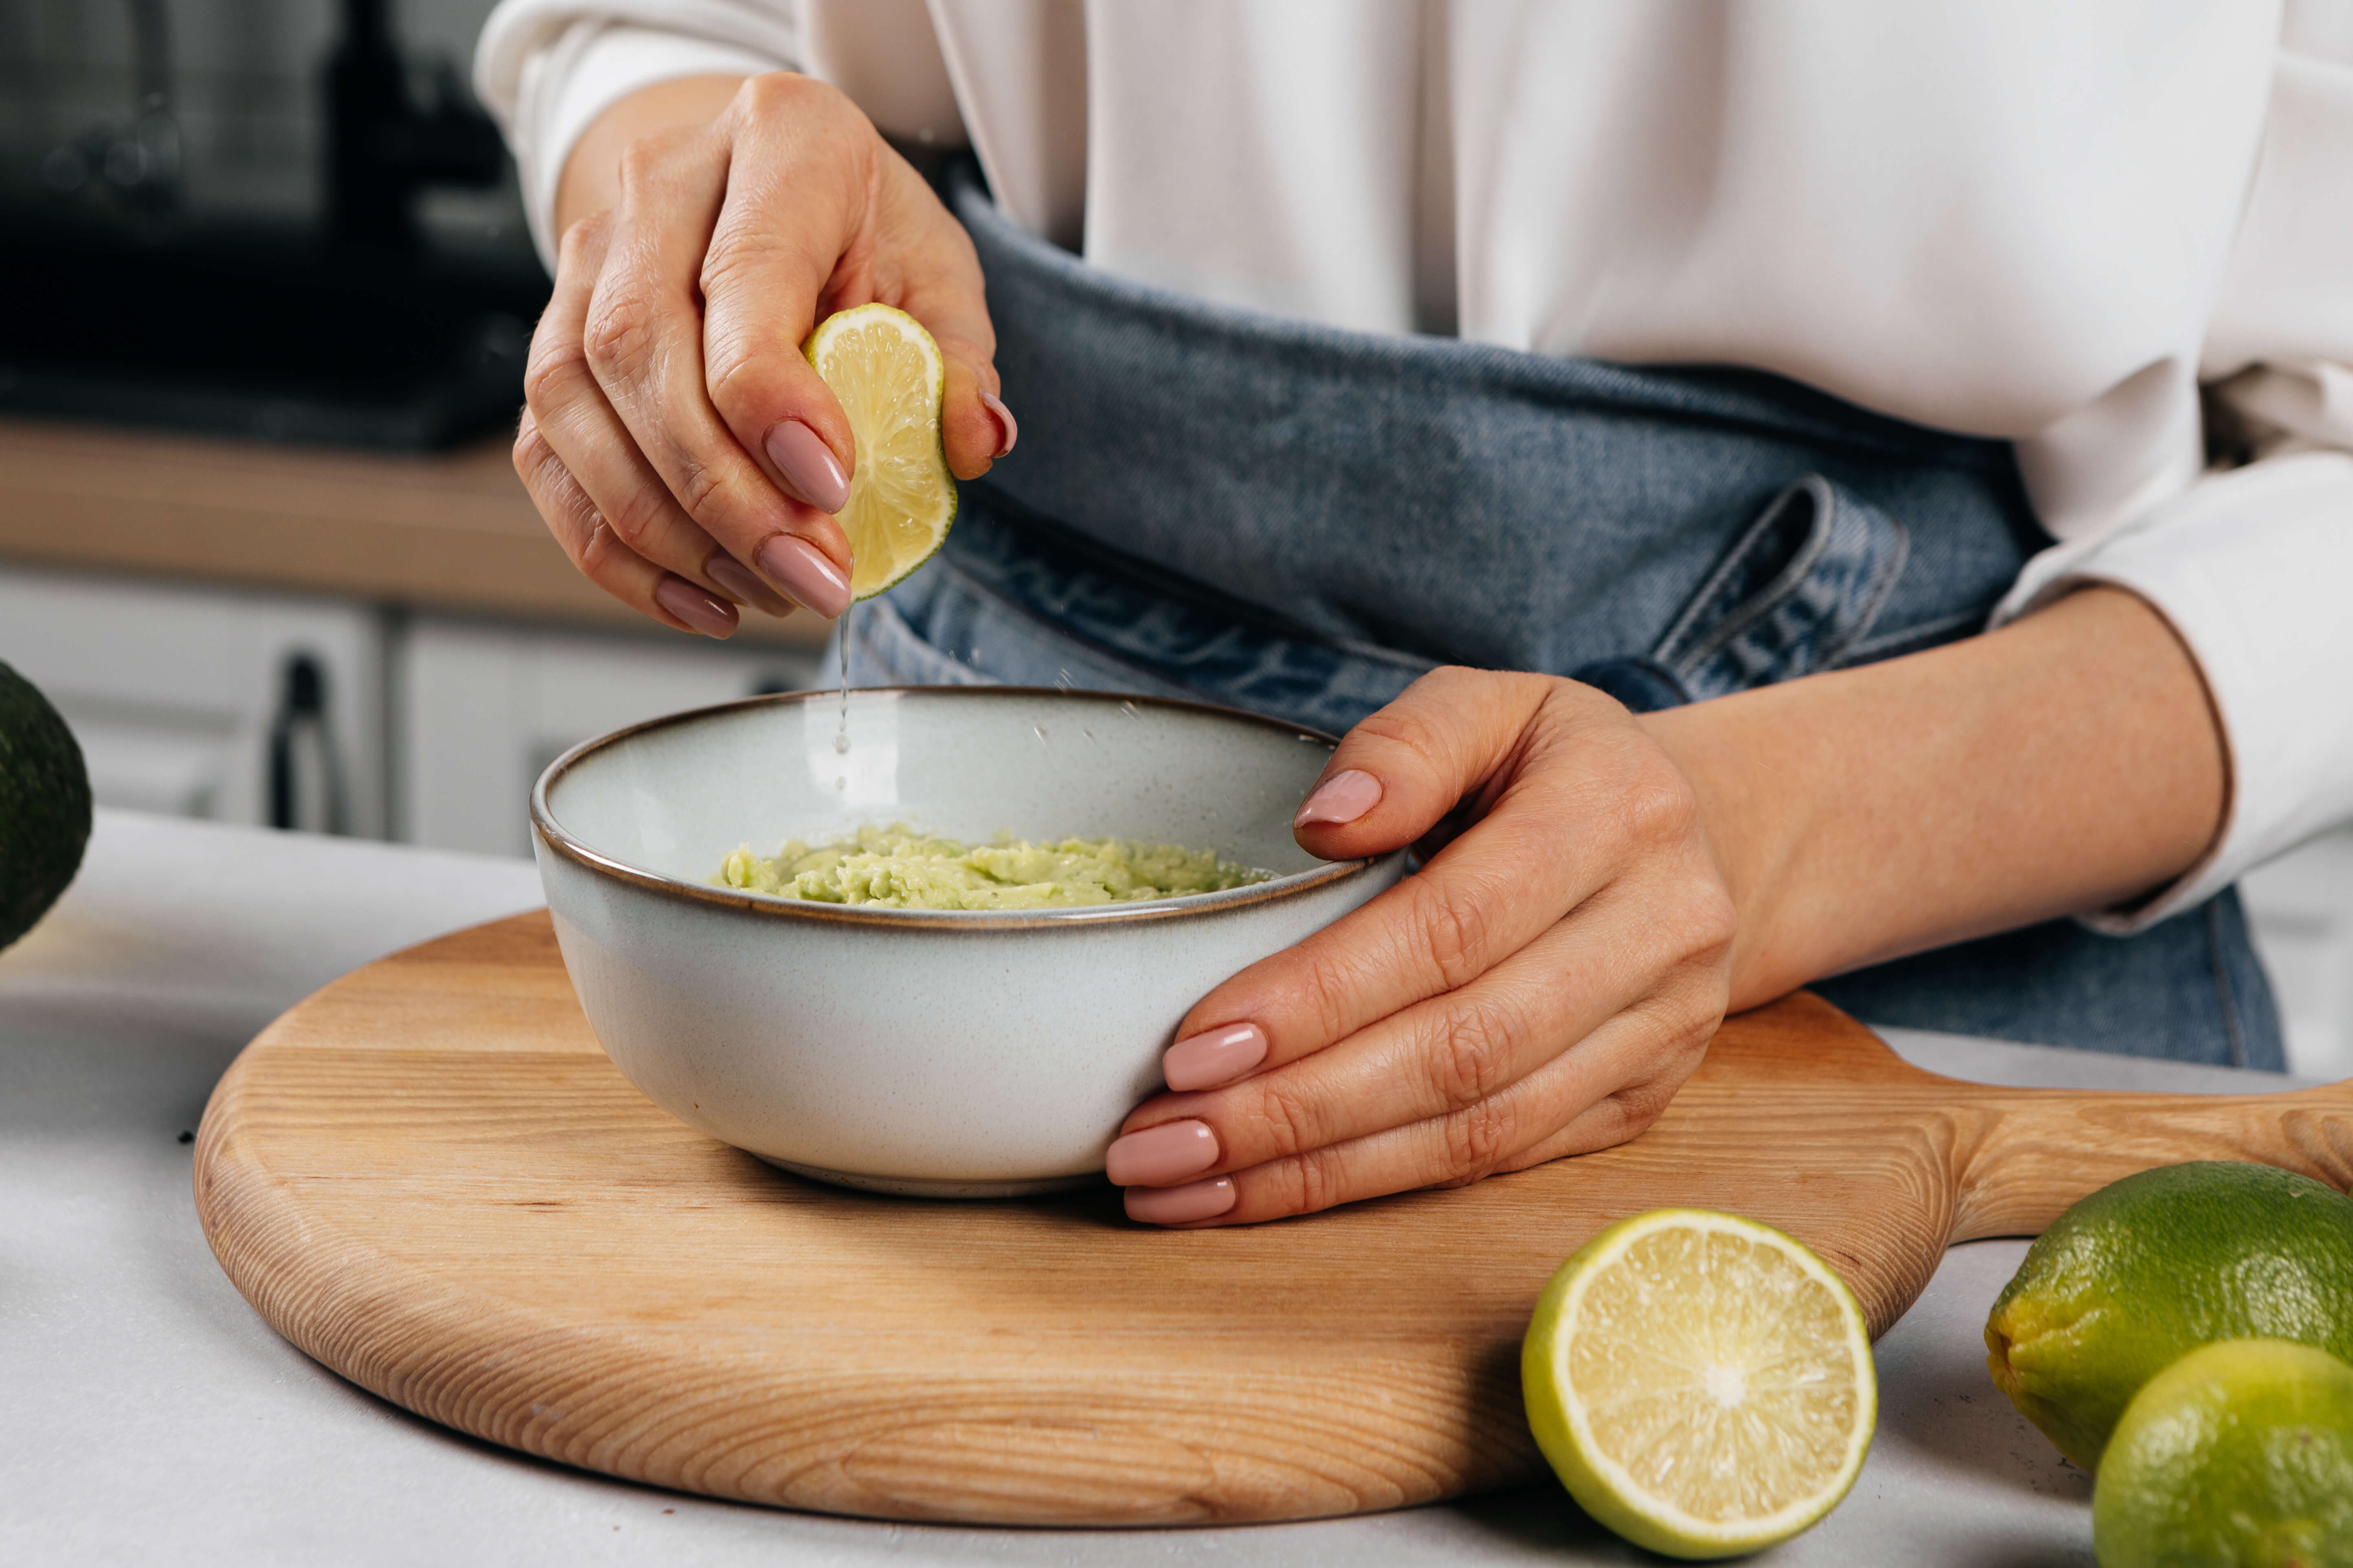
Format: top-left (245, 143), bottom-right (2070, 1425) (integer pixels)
top-left (0, 563), bottom-right (385, 834)
top-left (396, 614), bottom-right (823, 858)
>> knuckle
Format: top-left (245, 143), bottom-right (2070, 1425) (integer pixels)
top-left (1635, 987), bottom-right (1724, 1074)
top-left (1348, 701), bottom-right (1452, 776)
top-left (1623, 1076), bottom-right (1683, 1128)
top-left (737, 69), bottom-right (815, 119)
top-left (597, 491), bottom-right (666, 551)
top-left (1415, 877), bottom-right (1495, 989)
top-left (1283, 1146), bottom-right (1350, 1217)
top-left (510, 421), bottom-right (551, 484)
top-left (520, 341), bottom-right (583, 412)
top-left (1671, 990), bottom-right (1726, 1050)
top-left (577, 518), bottom-right (627, 576)
top-left (1442, 1097), bottom-right (1519, 1180)
top-left (669, 455), bottom-right (729, 527)
top-left (555, 209), bottom-right (610, 269)
top-left (511, 426), bottom-right (584, 519)
top-left (614, 131), bottom-right (677, 192)
top-left (1432, 1003), bottom-right (1516, 1110)
top-left (1289, 947), bottom-right (1359, 1045)
top-left (1605, 1078), bottom-right (1681, 1142)
top-left (698, 229), bottom-right (789, 302)
top-left (1248, 1077), bottom-right (1327, 1161)
top-left (1616, 762), bottom-right (1699, 849)
top-left (581, 286), bottom-right (660, 380)
top-left (1682, 880), bottom-right (1740, 960)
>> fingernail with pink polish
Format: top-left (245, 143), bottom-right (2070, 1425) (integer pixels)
top-left (1163, 1023), bottom-right (1267, 1092)
top-left (764, 420), bottom-right (851, 513)
top-left (1295, 769), bottom-right (1382, 828)
top-left (653, 576), bottom-right (738, 639)
top-left (980, 391), bottom-right (1019, 458)
top-left (755, 534), bottom-right (852, 619)
top-left (1104, 1119), bottom-right (1219, 1187)
top-left (704, 554), bottom-right (795, 617)
top-left (1126, 1177), bottom-right (1236, 1226)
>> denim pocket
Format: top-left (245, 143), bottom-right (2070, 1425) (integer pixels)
top-left (1651, 475), bottom-right (1911, 702)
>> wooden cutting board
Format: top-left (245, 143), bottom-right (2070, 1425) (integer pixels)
top-left (196, 911), bottom-right (2353, 1527)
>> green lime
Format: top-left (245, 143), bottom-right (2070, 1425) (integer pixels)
top-left (1985, 1162), bottom-right (2353, 1470)
top-left (1522, 1208), bottom-right (1877, 1559)
top-left (801, 303), bottom-right (955, 600)
top-left (0, 659), bottom-right (90, 953)
top-left (2093, 1338), bottom-right (2353, 1567)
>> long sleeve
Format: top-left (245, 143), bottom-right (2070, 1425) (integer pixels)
top-left (1994, 31), bottom-right (2353, 932)
top-left (473, 0), bottom-right (804, 268)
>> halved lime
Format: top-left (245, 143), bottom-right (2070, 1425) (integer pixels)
top-left (801, 303), bottom-right (956, 600)
top-left (1521, 1208), bottom-right (1877, 1559)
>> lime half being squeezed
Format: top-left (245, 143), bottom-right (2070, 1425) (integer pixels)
top-left (802, 303), bottom-right (956, 600)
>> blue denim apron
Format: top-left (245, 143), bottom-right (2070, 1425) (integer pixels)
top-left (854, 164), bottom-right (2283, 1070)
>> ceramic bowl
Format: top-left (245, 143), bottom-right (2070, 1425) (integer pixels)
top-left (530, 687), bottom-right (1405, 1196)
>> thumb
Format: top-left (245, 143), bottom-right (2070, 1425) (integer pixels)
top-left (1292, 669), bottom-right (1557, 860)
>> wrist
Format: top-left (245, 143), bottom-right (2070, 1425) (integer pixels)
top-left (1639, 699), bottom-right (1814, 1012)
top-left (1631, 585), bottom-right (2228, 1015)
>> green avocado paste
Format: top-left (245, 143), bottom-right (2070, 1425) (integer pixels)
top-left (715, 824), bottom-right (1270, 910)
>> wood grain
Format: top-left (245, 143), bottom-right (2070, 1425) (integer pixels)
top-left (0, 417), bottom-right (826, 648)
top-left (194, 911), bottom-right (2353, 1526)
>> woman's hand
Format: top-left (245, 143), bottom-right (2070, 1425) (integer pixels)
top-left (1107, 587), bottom-right (2230, 1227)
top-left (1107, 668), bottom-right (1739, 1225)
top-left (514, 73), bottom-right (1012, 638)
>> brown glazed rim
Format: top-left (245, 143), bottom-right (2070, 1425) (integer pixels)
top-left (530, 686), bottom-right (1392, 932)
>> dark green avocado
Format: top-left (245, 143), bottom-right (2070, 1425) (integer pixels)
top-left (0, 659), bottom-right (90, 952)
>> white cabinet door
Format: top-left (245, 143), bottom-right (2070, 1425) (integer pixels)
top-left (398, 614), bottom-right (825, 857)
top-left (0, 564), bottom-right (385, 836)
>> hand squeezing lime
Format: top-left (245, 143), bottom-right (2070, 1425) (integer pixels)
top-left (802, 303), bottom-right (957, 600)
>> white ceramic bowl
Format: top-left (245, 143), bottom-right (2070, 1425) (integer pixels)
top-left (530, 687), bottom-right (1404, 1196)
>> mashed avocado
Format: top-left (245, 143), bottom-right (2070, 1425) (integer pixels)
top-left (715, 824), bottom-right (1271, 910)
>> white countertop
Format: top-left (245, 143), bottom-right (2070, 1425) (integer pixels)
top-left (0, 811), bottom-right (2307, 1566)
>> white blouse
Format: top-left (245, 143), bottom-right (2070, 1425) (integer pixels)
top-left (477, 0), bottom-right (2353, 929)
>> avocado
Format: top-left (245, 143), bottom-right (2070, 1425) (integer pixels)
top-left (0, 659), bottom-right (90, 952)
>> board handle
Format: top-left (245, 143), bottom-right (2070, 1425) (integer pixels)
top-left (1946, 1080), bottom-right (2353, 1243)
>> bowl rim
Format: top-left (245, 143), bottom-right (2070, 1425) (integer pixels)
top-left (530, 685), bottom-right (1393, 931)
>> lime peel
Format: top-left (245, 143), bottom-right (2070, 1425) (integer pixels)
top-left (2092, 1337), bottom-right (2353, 1567)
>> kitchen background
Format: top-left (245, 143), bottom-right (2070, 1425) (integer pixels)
top-left (3, 1), bottom-right (2349, 1076)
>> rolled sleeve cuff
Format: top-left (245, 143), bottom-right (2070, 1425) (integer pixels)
top-left (1993, 451), bottom-right (2353, 933)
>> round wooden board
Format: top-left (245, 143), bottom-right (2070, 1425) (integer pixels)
top-left (195, 912), bottom-right (2353, 1526)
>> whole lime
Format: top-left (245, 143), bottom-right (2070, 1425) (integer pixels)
top-left (1985, 1161), bottom-right (2353, 1470)
top-left (0, 659), bottom-right (90, 952)
top-left (2093, 1338), bottom-right (2353, 1568)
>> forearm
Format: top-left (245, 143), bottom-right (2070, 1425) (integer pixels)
top-left (1644, 586), bottom-right (2228, 1012)
top-left (554, 74), bottom-right (751, 235)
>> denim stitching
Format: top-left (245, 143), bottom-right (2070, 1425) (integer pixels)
top-left (1655, 477), bottom-right (1911, 699)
